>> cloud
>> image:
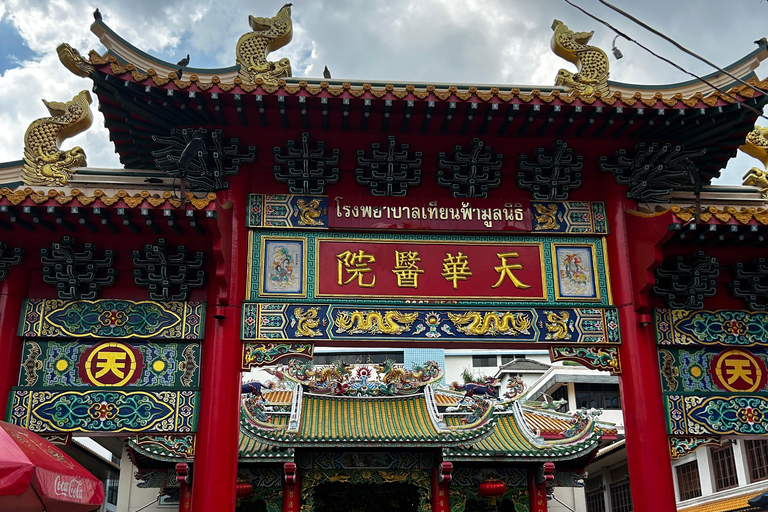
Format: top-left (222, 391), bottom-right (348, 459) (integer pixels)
top-left (0, 0), bottom-right (764, 185)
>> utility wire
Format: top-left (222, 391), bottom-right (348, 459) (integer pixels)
top-left (562, 0), bottom-right (768, 122)
top-left (598, 0), bottom-right (767, 97)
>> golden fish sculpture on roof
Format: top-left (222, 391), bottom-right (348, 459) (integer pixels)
top-left (236, 3), bottom-right (294, 85)
top-left (22, 90), bottom-right (93, 187)
top-left (740, 125), bottom-right (768, 201)
top-left (551, 19), bottom-right (610, 96)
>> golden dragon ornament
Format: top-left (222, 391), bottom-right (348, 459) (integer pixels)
top-left (739, 125), bottom-right (768, 201)
top-left (551, 20), bottom-right (610, 96)
top-left (447, 311), bottom-right (533, 336)
top-left (335, 310), bottom-right (418, 335)
top-left (236, 3), bottom-right (293, 85)
top-left (22, 90), bottom-right (93, 187)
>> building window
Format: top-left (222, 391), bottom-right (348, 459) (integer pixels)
top-left (311, 352), bottom-right (404, 365)
top-left (609, 480), bottom-right (632, 512)
top-left (712, 444), bottom-right (739, 491)
top-left (746, 440), bottom-right (768, 483)
top-left (676, 461), bottom-right (702, 501)
top-left (500, 354), bottom-right (523, 365)
top-left (574, 383), bottom-right (621, 409)
top-left (472, 355), bottom-right (497, 367)
top-left (586, 490), bottom-right (606, 512)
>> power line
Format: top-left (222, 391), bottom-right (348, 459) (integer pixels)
top-left (598, 0), bottom-right (767, 97)
top-left (561, 0), bottom-right (768, 122)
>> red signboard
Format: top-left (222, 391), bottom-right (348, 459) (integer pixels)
top-left (330, 196), bottom-right (531, 232)
top-left (315, 239), bottom-right (546, 300)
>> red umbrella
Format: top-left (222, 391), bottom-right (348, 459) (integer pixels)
top-left (0, 421), bottom-right (104, 512)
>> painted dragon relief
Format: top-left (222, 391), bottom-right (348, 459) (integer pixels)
top-left (739, 125), bottom-right (768, 201)
top-left (22, 89), bottom-right (93, 187)
top-left (236, 3), bottom-right (293, 85)
top-left (550, 19), bottom-right (610, 96)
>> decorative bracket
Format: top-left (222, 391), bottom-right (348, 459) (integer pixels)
top-left (652, 251), bottom-right (719, 309)
top-left (517, 140), bottom-right (583, 200)
top-left (438, 461), bottom-right (453, 484)
top-left (152, 128), bottom-right (256, 191)
top-left (669, 436), bottom-right (722, 459)
top-left (273, 133), bottom-right (340, 194)
top-left (356, 136), bottom-right (422, 196)
top-left (436, 138), bottom-right (502, 198)
top-left (599, 143), bottom-right (706, 201)
top-left (549, 346), bottom-right (621, 375)
top-left (731, 258), bottom-right (768, 310)
top-left (0, 242), bottom-right (24, 281)
top-left (284, 462), bottom-right (297, 485)
top-left (132, 239), bottom-right (206, 301)
top-left (40, 236), bottom-right (117, 300)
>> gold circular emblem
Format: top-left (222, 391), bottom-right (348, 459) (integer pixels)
top-left (84, 341), bottom-right (138, 386)
top-left (55, 358), bottom-right (69, 372)
top-left (152, 359), bottom-right (166, 372)
top-left (713, 349), bottom-right (765, 393)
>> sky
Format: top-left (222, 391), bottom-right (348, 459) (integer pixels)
top-left (0, 0), bottom-right (766, 185)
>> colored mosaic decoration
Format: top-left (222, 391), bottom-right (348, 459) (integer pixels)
top-left (18, 340), bottom-right (201, 388)
top-left (658, 347), bottom-right (768, 394)
top-left (131, 434), bottom-right (195, 461)
top-left (599, 142), bottom-right (706, 202)
top-left (665, 394), bottom-right (768, 435)
top-left (0, 242), bottom-right (23, 281)
top-left (247, 194), bottom-right (329, 228)
top-left (8, 389), bottom-right (198, 433)
top-left (655, 309), bottom-right (768, 347)
top-left (40, 236), bottom-right (117, 300)
top-left (669, 436), bottom-right (722, 459)
top-left (135, 469), bottom-right (179, 489)
top-left (451, 467), bottom-right (527, 489)
top-left (731, 258), bottom-right (768, 310)
top-left (273, 133), bottom-right (340, 194)
top-left (242, 302), bottom-right (620, 344)
top-left (242, 343), bottom-right (313, 369)
top-left (132, 239), bottom-right (206, 301)
top-left (19, 299), bottom-right (205, 339)
top-left (248, 230), bottom-right (611, 305)
top-left (436, 138), bottom-right (503, 198)
top-left (549, 345), bottom-right (621, 375)
top-left (531, 201), bottom-right (607, 234)
top-left (267, 359), bottom-right (442, 395)
top-left (653, 251), bottom-right (719, 309)
top-left (356, 136), bottom-right (423, 196)
top-left (152, 128), bottom-right (256, 192)
top-left (517, 140), bottom-right (583, 200)
top-left (296, 451), bottom-right (435, 471)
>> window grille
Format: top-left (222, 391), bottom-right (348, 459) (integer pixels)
top-left (675, 461), bottom-right (702, 501)
top-left (574, 383), bottom-right (622, 409)
top-left (586, 490), bottom-right (606, 512)
top-left (472, 355), bottom-right (497, 367)
top-left (609, 480), bottom-right (633, 512)
top-left (712, 444), bottom-right (738, 491)
top-left (746, 439), bottom-right (768, 483)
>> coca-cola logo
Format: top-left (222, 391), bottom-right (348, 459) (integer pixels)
top-left (54, 475), bottom-right (84, 500)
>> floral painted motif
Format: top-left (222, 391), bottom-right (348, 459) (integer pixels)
top-left (555, 247), bottom-right (596, 298)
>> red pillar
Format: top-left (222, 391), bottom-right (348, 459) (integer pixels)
top-left (528, 471), bottom-right (547, 512)
top-left (190, 186), bottom-right (248, 512)
top-left (282, 462), bottom-right (300, 512)
top-left (604, 191), bottom-right (676, 512)
top-left (0, 266), bottom-right (28, 418)
top-left (431, 466), bottom-right (451, 512)
top-left (178, 481), bottom-right (192, 512)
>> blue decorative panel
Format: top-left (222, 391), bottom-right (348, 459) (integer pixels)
top-left (655, 309), bottom-right (768, 347)
top-left (248, 194), bottom-right (328, 228)
top-left (665, 394), bottom-right (768, 436)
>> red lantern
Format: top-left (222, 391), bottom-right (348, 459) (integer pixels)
top-left (478, 479), bottom-right (506, 505)
top-left (236, 482), bottom-right (254, 498)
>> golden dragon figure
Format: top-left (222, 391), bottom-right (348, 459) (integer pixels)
top-left (551, 19), bottom-right (610, 96)
top-left (22, 90), bottom-right (93, 187)
top-left (295, 198), bottom-right (324, 226)
top-left (544, 310), bottom-right (571, 340)
top-left (739, 125), bottom-right (768, 201)
top-left (56, 43), bottom-right (95, 77)
top-left (447, 311), bottom-right (533, 336)
top-left (294, 307), bottom-right (321, 337)
top-left (335, 310), bottom-right (418, 335)
top-left (534, 203), bottom-right (559, 230)
top-left (235, 4), bottom-right (293, 85)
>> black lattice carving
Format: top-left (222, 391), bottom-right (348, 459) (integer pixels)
top-left (356, 136), bottom-right (422, 196)
top-left (599, 143), bottom-right (706, 201)
top-left (273, 133), bottom-right (340, 194)
top-left (152, 128), bottom-right (256, 191)
top-left (516, 140), bottom-right (583, 200)
top-left (731, 258), bottom-right (768, 310)
top-left (40, 236), bottom-right (117, 300)
top-left (653, 251), bottom-right (719, 309)
top-left (436, 138), bottom-right (503, 198)
top-left (0, 242), bottom-right (23, 281)
top-left (132, 239), bottom-right (206, 301)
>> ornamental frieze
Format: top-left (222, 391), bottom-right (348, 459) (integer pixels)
top-left (19, 299), bottom-right (205, 339)
top-left (18, 340), bottom-right (200, 388)
top-left (658, 347), bottom-right (768, 394)
top-left (248, 231), bottom-right (611, 306)
top-left (242, 342), bottom-right (313, 369)
top-left (655, 309), bottom-right (768, 347)
top-left (664, 394), bottom-right (768, 436)
top-left (247, 194), bottom-right (608, 234)
top-left (241, 303), bottom-right (619, 344)
top-left (8, 389), bottom-right (197, 433)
